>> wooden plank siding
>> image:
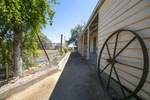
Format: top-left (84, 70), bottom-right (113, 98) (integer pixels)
top-left (98, 0), bottom-right (150, 99)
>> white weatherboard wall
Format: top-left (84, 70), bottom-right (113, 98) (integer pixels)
top-left (78, 39), bottom-right (82, 54)
top-left (98, 0), bottom-right (150, 99)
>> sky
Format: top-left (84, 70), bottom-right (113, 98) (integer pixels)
top-left (41, 0), bottom-right (99, 43)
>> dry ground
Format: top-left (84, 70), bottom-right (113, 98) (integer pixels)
top-left (5, 66), bottom-right (64, 100)
top-left (5, 51), bottom-right (66, 100)
top-left (37, 50), bottom-right (57, 56)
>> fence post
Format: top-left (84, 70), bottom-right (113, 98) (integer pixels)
top-left (60, 34), bottom-right (63, 53)
top-left (36, 33), bottom-right (50, 61)
top-left (6, 65), bottom-right (9, 84)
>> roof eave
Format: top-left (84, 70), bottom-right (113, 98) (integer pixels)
top-left (79, 0), bottom-right (105, 39)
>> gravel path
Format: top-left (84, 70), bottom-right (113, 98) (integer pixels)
top-left (49, 52), bottom-right (111, 100)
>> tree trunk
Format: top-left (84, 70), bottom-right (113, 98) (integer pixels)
top-left (13, 25), bottom-right (22, 76)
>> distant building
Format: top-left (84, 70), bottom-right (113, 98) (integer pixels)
top-left (68, 44), bottom-right (77, 51)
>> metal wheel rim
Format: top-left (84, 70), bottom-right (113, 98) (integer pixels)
top-left (98, 29), bottom-right (149, 100)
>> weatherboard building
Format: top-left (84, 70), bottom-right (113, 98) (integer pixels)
top-left (77, 0), bottom-right (150, 99)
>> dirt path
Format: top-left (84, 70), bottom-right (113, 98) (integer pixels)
top-left (5, 67), bottom-right (64, 100)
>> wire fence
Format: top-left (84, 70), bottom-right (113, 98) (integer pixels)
top-left (0, 49), bottom-right (63, 87)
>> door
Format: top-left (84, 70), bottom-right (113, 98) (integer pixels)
top-left (93, 37), bottom-right (96, 53)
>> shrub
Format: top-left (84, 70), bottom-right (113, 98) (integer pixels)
top-left (63, 47), bottom-right (69, 52)
top-left (58, 48), bottom-right (63, 55)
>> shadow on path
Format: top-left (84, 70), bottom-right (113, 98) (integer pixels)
top-left (49, 52), bottom-right (111, 100)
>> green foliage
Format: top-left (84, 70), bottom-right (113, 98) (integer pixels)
top-left (63, 46), bottom-right (69, 52)
top-left (58, 48), bottom-right (64, 55)
top-left (22, 50), bottom-right (34, 69)
top-left (62, 48), bottom-right (65, 53)
top-left (0, 29), bottom-right (39, 70)
top-left (67, 24), bottom-right (83, 46)
top-left (0, 0), bottom-right (57, 28)
top-left (0, 0), bottom-right (58, 75)
top-left (0, 31), bottom-right (13, 69)
top-left (58, 46), bottom-right (68, 55)
top-left (22, 32), bottom-right (39, 69)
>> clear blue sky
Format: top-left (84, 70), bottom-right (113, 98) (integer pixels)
top-left (41, 0), bottom-right (99, 43)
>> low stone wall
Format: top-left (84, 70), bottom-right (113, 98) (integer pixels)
top-left (0, 52), bottom-right (71, 100)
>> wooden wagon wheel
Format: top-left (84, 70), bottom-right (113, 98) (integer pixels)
top-left (98, 29), bottom-right (149, 100)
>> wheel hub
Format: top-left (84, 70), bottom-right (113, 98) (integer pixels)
top-left (107, 58), bottom-right (117, 64)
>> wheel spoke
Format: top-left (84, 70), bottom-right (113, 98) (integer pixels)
top-left (113, 66), bottom-right (126, 98)
top-left (107, 65), bottom-right (113, 90)
top-left (98, 29), bottom-right (148, 100)
top-left (106, 43), bottom-right (111, 58)
top-left (113, 34), bottom-right (119, 58)
top-left (117, 61), bottom-right (143, 70)
top-left (115, 36), bottom-right (136, 58)
top-left (100, 63), bottom-right (110, 74)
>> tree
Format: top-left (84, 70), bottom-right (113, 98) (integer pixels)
top-left (67, 24), bottom-right (83, 46)
top-left (0, 0), bottom-right (57, 76)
